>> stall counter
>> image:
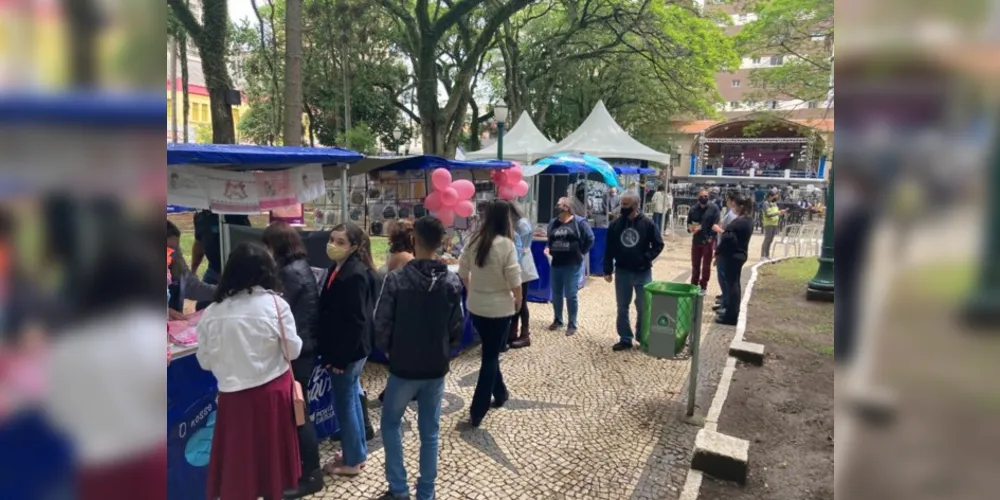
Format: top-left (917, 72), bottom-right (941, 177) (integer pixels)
top-left (526, 238), bottom-right (588, 303)
top-left (167, 344), bottom-right (341, 500)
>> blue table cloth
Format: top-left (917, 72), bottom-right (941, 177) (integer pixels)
top-left (589, 227), bottom-right (608, 277)
top-left (526, 239), bottom-right (588, 303)
top-left (167, 350), bottom-right (341, 500)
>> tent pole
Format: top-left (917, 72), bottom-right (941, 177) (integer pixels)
top-left (340, 164), bottom-right (348, 224)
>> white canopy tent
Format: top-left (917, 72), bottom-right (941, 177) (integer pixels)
top-left (464, 110), bottom-right (556, 163)
top-left (539, 100), bottom-right (671, 164)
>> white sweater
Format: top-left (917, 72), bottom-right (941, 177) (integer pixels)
top-left (458, 235), bottom-right (521, 318)
top-left (196, 287), bottom-right (302, 393)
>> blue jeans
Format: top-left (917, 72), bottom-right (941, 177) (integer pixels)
top-left (551, 264), bottom-right (582, 327)
top-left (615, 268), bottom-right (652, 344)
top-left (381, 375), bottom-right (446, 500)
top-left (329, 358), bottom-right (368, 466)
top-left (716, 258), bottom-right (728, 308)
top-left (652, 212), bottom-right (664, 234)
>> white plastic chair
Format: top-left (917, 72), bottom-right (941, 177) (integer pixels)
top-left (675, 205), bottom-right (690, 232)
top-left (778, 224), bottom-right (804, 257)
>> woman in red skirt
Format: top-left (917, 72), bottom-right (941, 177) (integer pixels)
top-left (196, 242), bottom-right (304, 500)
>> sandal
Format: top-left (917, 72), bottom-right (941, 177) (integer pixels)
top-left (324, 463), bottom-right (364, 477)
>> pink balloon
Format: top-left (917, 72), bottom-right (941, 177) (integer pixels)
top-left (452, 179), bottom-right (475, 199)
top-left (437, 210), bottom-right (455, 226)
top-left (424, 191), bottom-right (443, 211)
top-left (440, 186), bottom-right (458, 206)
top-left (493, 170), bottom-right (508, 187)
top-left (513, 179), bottom-right (529, 197)
top-left (498, 186), bottom-right (515, 200)
top-left (431, 168), bottom-right (452, 191)
top-left (455, 199), bottom-right (475, 217)
top-left (506, 166), bottom-right (524, 185)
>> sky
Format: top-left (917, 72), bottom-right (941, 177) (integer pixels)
top-left (229, 1), bottom-right (258, 23)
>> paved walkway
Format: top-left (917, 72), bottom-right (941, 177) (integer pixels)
top-left (310, 231), bottom-right (773, 500)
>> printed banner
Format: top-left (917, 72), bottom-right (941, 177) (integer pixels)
top-left (256, 170), bottom-right (298, 209)
top-left (270, 204), bottom-right (304, 226)
top-left (293, 164), bottom-right (325, 204)
top-left (307, 364), bottom-right (340, 439)
top-left (206, 169), bottom-right (259, 214)
top-left (167, 166), bottom-right (211, 210)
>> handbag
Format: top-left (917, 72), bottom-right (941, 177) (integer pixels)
top-left (273, 295), bottom-right (307, 427)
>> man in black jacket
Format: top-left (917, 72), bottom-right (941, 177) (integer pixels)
top-left (603, 191), bottom-right (665, 351)
top-left (373, 216), bottom-right (464, 500)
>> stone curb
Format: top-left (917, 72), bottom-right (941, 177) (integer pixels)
top-left (678, 256), bottom-right (798, 497)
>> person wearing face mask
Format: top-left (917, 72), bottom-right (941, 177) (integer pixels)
top-left (544, 197), bottom-right (595, 336)
top-left (687, 189), bottom-right (721, 293)
top-left (712, 195), bottom-right (754, 325)
top-left (602, 191), bottom-right (664, 351)
top-left (317, 222), bottom-right (378, 477)
top-left (712, 192), bottom-right (741, 315)
top-left (760, 192), bottom-right (786, 261)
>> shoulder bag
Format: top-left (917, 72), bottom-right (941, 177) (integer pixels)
top-left (273, 295), bottom-right (307, 427)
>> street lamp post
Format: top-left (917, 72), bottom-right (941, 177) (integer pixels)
top-left (963, 137), bottom-right (1000, 324)
top-left (806, 167), bottom-right (834, 301)
top-left (495, 99), bottom-right (508, 161)
top-left (392, 126), bottom-right (402, 155)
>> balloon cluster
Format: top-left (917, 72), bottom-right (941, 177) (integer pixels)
top-left (424, 168), bottom-right (475, 226)
top-left (491, 162), bottom-right (529, 200)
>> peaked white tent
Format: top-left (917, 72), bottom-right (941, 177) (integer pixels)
top-left (464, 110), bottom-right (555, 163)
top-left (539, 100), bottom-right (671, 164)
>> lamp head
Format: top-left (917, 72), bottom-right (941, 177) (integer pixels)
top-left (495, 99), bottom-right (508, 123)
top-left (392, 127), bottom-right (402, 140)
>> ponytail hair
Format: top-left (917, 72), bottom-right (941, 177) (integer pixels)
top-left (331, 221), bottom-right (376, 271)
top-left (734, 195), bottom-right (754, 216)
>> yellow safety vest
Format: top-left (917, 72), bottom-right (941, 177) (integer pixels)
top-left (763, 203), bottom-right (780, 227)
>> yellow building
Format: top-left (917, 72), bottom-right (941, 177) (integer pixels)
top-left (166, 79), bottom-right (249, 143)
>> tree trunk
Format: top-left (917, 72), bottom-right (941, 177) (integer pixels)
top-left (468, 100), bottom-right (481, 151)
top-left (180, 34), bottom-right (190, 143)
top-left (64, 0), bottom-right (98, 87)
top-left (201, 0), bottom-right (236, 144)
top-left (283, 0), bottom-right (304, 146)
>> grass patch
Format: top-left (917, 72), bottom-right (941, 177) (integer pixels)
top-left (765, 257), bottom-right (819, 283)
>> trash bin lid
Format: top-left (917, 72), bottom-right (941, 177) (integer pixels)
top-left (644, 281), bottom-right (701, 297)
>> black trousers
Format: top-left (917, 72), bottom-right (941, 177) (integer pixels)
top-left (293, 369), bottom-right (321, 473)
top-left (509, 282), bottom-right (531, 341)
top-left (721, 256), bottom-right (747, 322)
top-left (470, 314), bottom-right (511, 421)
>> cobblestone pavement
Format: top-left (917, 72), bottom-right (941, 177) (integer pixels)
top-left (310, 232), bottom-right (768, 500)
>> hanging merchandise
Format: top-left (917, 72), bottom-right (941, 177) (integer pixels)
top-left (255, 170), bottom-right (297, 209)
top-left (167, 166), bottom-right (211, 210)
top-left (293, 164), bottom-right (325, 203)
top-left (205, 169), bottom-right (259, 214)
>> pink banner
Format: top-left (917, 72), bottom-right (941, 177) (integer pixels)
top-left (270, 204), bottom-right (305, 226)
top-left (256, 170), bottom-right (298, 209)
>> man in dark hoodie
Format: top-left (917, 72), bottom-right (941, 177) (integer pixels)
top-left (603, 191), bottom-right (664, 351)
top-left (373, 216), bottom-right (464, 500)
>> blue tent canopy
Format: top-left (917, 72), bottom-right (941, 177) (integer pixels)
top-left (613, 166), bottom-right (656, 175)
top-left (374, 155), bottom-right (511, 172)
top-left (530, 153), bottom-right (619, 187)
top-left (168, 143), bottom-right (364, 167)
top-left (0, 92), bottom-right (163, 127)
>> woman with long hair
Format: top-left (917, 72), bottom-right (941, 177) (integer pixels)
top-left (712, 195), bottom-right (754, 326)
top-left (458, 200), bottom-right (522, 427)
top-left (261, 222), bottom-right (323, 498)
top-left (507, 203), bottom-right (538, 349)
top-left (195, 242), bottom-right (303, 500)
top-left (317, 222), bottom-right (377, 476)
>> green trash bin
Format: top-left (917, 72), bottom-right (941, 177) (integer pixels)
top-left (640, 282), bottom-right (701, 358)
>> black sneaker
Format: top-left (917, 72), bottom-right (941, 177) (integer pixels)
top-left (712, 304), bottom-right (724, 312)
top-left (612, 341), bottom-right (634, 351)
top-left (547, 321), bottom-right (565, 331)
top-left (566, 326), bottom-right (578, 336)
top-left (715, 314), bottom-right (737, 326)
top-left (376, 491), bottom-right (411, 500)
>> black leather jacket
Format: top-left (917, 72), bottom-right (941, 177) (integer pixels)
top-left (278, 258), bottom-right (320, 381)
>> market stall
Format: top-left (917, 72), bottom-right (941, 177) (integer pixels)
top-left (355, 156), bottom-right (513, 363)
top-left (522, 153), bottom-right (619, 301)
top-left (166, 143), bottom-right (363, 500)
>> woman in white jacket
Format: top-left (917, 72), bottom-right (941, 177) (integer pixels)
top-left (196, 242), bottom-right (303, 500)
